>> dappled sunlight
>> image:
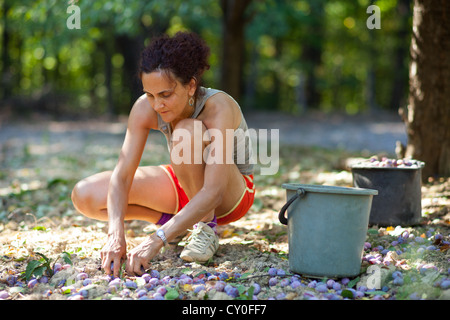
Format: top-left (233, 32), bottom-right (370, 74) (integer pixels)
top-left (0, 119), bottom-right (448, 301)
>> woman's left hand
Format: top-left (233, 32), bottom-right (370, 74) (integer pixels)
top-left (125, 235), bottom-right (162, 275)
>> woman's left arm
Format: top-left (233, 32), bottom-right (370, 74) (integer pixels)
top-left (125, 95), bottom-right (238, 275)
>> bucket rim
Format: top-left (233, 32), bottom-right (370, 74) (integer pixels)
top-left (282, 183), bottom-right (378, 196)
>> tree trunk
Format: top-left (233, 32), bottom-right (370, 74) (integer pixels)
top-left (219, 0), bottom-right (253, 104)
top-left (402, 0), bottom-right (450, 179)
top-left (116, 35), bottom-right (144, 110)
top-left (300, 0), bottom-right (324, 110)
top-left (1, 2), bottom-right (11, 101)
top-left (389, 0), bottom-right (411, 111)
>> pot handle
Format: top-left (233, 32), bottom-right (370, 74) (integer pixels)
top-left (278, 187), bottom-right (306, 225)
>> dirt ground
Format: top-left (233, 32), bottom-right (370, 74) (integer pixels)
top-left (0, 111), bottom-right (448, 301)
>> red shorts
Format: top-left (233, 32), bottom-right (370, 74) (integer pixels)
top-left (159, 164), bottom-right (255, 225)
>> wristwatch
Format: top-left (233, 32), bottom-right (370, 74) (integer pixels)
top-left (156, 229), bottom-right (168, 246)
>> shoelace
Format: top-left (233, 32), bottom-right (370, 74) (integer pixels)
top-left (186, 224), bottom-right (216, 251)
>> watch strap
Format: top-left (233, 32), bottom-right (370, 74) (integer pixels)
top-left (156, 229), bottom-right (168, 246)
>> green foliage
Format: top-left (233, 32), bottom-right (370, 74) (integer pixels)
top-left (23, 252), bottom-right (72, 281)
top-left (2, 0), bottom-right (411, 115)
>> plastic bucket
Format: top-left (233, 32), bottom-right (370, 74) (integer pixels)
top-left (279, 184), bottom-right (378, 278)
top-left (351, 163), bottom-right (424, 227)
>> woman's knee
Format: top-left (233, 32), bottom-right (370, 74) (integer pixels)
top-left (71, 179), bottom-right (90, 213)
top-left (71, 177), bottom-right (106, 218)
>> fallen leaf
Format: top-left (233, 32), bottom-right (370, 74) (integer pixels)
top-left (183, 284), bottom-right (193, 291)
top-left (222, 229), bottom-right (235, 238)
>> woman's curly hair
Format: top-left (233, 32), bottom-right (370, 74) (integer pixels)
top-left (139, 31), bottom-right (210, 91)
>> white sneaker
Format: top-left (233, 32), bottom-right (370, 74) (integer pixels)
top-left (180, 222), bottom-right (219, 263)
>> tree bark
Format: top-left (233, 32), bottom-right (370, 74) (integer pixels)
top-left (300, 0), bottom-right (324, 110)
top-left (1, 2), bottom-right (11, 101)
top-left (219, 0), bottom-right (253, 104)
top-left (402, 0), bottom-right (450, 179)
top-left (389, 0), bottom-right (411, 110)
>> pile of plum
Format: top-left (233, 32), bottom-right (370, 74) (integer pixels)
top-left (0, 229), bottom-right (448, 300)
top-left (351, 156), bottom-right (424, 169)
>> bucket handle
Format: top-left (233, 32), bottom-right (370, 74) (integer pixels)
top-left (278, 187), bottom-right (306, 225)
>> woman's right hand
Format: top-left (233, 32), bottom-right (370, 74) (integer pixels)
top-left (101, 233), bottom-right (127, 278)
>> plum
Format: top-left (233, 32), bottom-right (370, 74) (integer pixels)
top-left (279, 278), bottom-right (290, 287)
top-left (276, 292), bottom-right (286, 300)
top-left (332, 282), bottom-right (342, 291)
top-left (218, 272), bottom-right (229, 281)
top-left (276, 269), bottom-right (286, 276)
top-left (79, 289), bottom-right (89, 298)
top-left (440, 280), bottom-right (450, 289)
top-left (152, 292), bottom-right (164, 300)
top-left (214, 281), bottom-right (226, 292)
top-left (224, 285), bottom-right (239, 298)
top-left (6, 275), bottom-right (17, 286)
top-left (161, 275), bottom-right (171, 284)
top-left (120, 288), bottom-right (131, 297)
top-left (315, 284), bottom-right (328, 293)
top-left (125, 280), bottom-right (137, 289)
top-left (42, 289), bottom-right (52, 297)
top-left (251, 283), bottom-right (261, 295)
top-left (39, 276), bottom-right (49, 284)
top-left (76, 272), bottom-right (88, 281)
top-left (0, 291), bottom-right (10, 299)
top-left (267, 267), bottom-right (277, 277)
top-left (150, 269), bottom-right (160, 279)
top-left (290, 280), bottom-right (301, 289)
top-left (268, 277), bottom-right (278, 286)
top-left (393, 277), bottom-right (404, 286)
top-left (326, 279), bottom-right (335, 289)
top-left (82, 279), bottom-right (92, 286)
top-left (141, 273), bottom-right (151, 282)
top-left (156, 286), bottom-right (167, 296)
top-left (27, 278), bottom-right (38, 289)
top-left (148, 278), bottom-right (160, 286)
top-left (109, 278), bottom-right (122, 288)
top-left (53, 263), bottom-right (62, 273)
top-left (194, 285), bottom-right (205, 294)
top-left (136, 289), bottom-right (148, 298)
top-left (68, 294), bottom-right (84, 300)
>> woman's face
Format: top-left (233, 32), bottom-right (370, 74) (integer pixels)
top-left (141, 70), bottom-right (196, 124)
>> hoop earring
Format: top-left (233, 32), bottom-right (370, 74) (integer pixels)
top-left (189, 96), bottom-right (195, 106)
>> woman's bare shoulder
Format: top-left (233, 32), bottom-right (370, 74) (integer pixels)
top-left (129, 94), bottom-right (158, 130)
top-left (201, 92), bottom-right (241, 129)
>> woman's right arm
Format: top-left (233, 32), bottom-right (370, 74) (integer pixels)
top-left (101, 94), bottom-right (156, 277)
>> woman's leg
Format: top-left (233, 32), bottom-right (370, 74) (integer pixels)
top-left (170, 118), bottom-right (246, 220)
top-left (170, 118), bottom-right (247, 263)
top-left (71, 166), bottom-right (178, 224)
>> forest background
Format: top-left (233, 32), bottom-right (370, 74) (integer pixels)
top-left (0, 0), bottom-right (411, 118)
top-left (1, 0), bottom-right (449, 180)
top-left (0, 0), bottom-right (449, 302)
